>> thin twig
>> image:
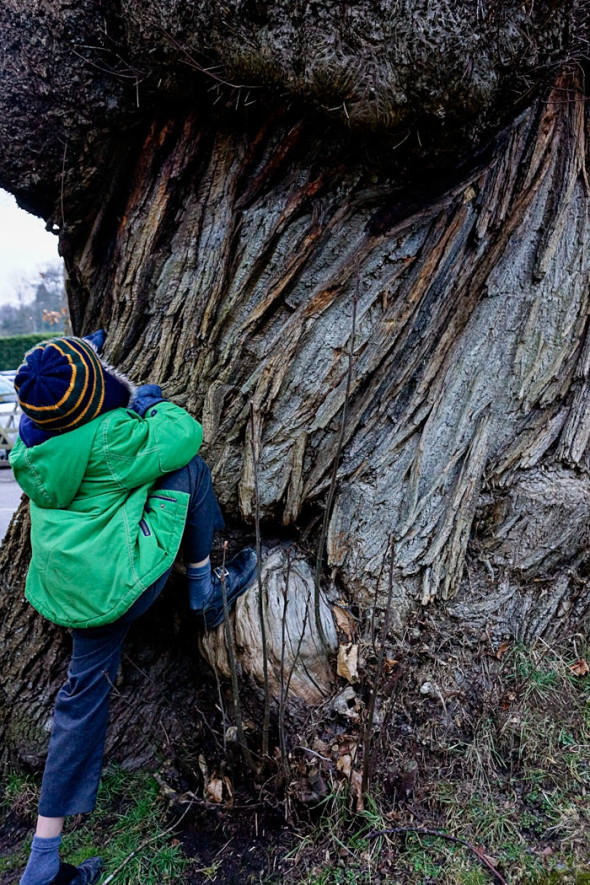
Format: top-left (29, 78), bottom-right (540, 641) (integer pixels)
top-left (70, 46), bottom-right (141, 80)
top-left (362, 534), bottom-right (395, 796)
top-left (60, 137), bottom-right (68, 232)
top-left (370, 543), bottom-right (388, 655)
top-left (250, 402), bottom-right (271, 763)
top-left (199, 633), bottom-right (228, 754)
top-left (156, 25), bottom-right (261, 91)
top-left (367, 827), bottom-right (508, 885)
top-left (313, 262), bottom-right (359, 647)
top-left (284, 578), bottom-right (312, 702)
top-left (100, 799), bottom-right (195, 884)
top-left (218, 541), bottom-right (257, 771)
top-left (278, 549), bottom-right (292, 785)
top-left (294, 746), bottom-right (332, 763)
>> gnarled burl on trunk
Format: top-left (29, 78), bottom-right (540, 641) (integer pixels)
top-left (0, 0), bottom-right (588, 771)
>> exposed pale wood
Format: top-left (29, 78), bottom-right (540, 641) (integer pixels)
top-left (199, 548), bottom-right (337, 706)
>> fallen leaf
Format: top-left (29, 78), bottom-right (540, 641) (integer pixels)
top-left (223, 776), bottom-right (234, 801)
top-left (496, 642), bottom-right (510, 659)
top-left (197, 754), bottom-right (208, 781)
top-left (400, 760), bottom-right (418, 797)
top-left (337, 754), bottom-right (352, 777)
top-left (331, 685), bottom-right (361, 719)
top-left (333, 605), bottom-right (355, 641)
top-left (569, 658), bottom-right (589, 677)
top-left (337, 643), bottom-right (359, 682)
top-left (154, 774), bottom-right (179, 802)
top-left (312, 737), bottom-right (329, 756)
top-left (383, 657), bottom-right (398, 673)
top-left (350, 770), bottom-right (364, 812)
top-left (292, 770), bottom-right (329, 805)
top-left (225, 725), bottom-right (238, 743)
top-left (337, 738), bottom-right (358, 759)
top-left (206, 777), bottom-right (224, 803)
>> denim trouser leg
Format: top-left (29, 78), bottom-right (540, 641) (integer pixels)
top-left (156, 455), bottom-right (225, 562)
top-left (37, 456), bottom-right (224, 818)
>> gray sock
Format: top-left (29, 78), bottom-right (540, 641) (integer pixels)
top-left (20, 834), bottom-right (61, 885)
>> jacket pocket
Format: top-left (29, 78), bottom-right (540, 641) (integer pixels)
top-left (139, 518), bottom-right (151, 537)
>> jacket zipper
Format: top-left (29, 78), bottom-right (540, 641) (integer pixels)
top-left (139, 519), bottom-right (151, 537)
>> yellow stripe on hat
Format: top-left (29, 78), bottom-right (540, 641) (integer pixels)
top-left (53, 339), bottom-right (105, 430)
top-left (17, 342), bottom-right (78, 413)
top-left (28, 339), bottom-right (104, 428)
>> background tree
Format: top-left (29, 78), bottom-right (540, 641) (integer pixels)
top-left (0, 1), bottom-right (588, 780)
top-left (0, 264), bottom-right (67, 337)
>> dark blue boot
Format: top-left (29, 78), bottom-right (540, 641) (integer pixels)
top-left (200, 548), bottom-right (257, 629)
top-left (53, 857), bottom-right (103, 884)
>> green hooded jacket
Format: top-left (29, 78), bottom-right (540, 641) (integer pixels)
top-left (10, 403), bottom-right (203, 628)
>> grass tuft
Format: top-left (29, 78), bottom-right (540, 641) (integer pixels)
top-left (0, 767), bottom-right (189, 884)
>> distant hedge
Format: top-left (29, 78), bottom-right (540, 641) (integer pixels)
top-left (0, 334), bottom-right (47, 370)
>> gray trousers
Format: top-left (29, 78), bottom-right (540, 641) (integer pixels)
top-left (38, 456), bottom-right (224, 817)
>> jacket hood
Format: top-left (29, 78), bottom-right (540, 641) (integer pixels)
top-left (10, 417), bottom-right (100, 509)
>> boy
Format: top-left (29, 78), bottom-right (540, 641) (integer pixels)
top-left (10, 332), bottom-right (256, 885)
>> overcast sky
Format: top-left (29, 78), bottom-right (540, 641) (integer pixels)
top-left (0, 189), bottom-right (61, 306)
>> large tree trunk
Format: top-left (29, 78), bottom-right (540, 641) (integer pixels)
top-left (1, 1), bottom-right (589, 774)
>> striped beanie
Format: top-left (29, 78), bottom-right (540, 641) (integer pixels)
top-left (15, 336), bottom-right (132, 433)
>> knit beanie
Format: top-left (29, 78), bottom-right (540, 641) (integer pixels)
top-left (15, 336), bottom-right (133, 433)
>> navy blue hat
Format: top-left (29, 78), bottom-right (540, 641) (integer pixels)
top-left (15, 336), bottom-right (133, 433)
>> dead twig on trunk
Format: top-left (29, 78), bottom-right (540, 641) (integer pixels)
top-left (218, 541), bottom-right (258, 772)
top-left (284, 576), bottom-right (312, 702)
top-left (314, 261), bottom-right (359, 647)
top-left (199, 634), bottom-right (228, 754)
top-left (278, 548), bottom-right (292, 788)
top-left (361, 534), bottom-right (395, 796)
top-left (250, 401), bottom-right (271, 763)
top-left (279, 549), bottom-right (291, 821)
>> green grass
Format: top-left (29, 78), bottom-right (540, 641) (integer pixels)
top-left (391, 643), bottom-right (590, 884)
top-left (0, 767), bottom-right (190, 884)
top-left (281, 641), bottom-right (590, 885)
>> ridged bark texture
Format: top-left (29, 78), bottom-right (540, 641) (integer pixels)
top-left (66, 69), bottom-right (590, 641)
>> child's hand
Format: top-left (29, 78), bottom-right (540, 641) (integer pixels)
top-left (83, 329), bottom-right (107, 353)
top-left (130, 384), bottom-right (165, 417)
